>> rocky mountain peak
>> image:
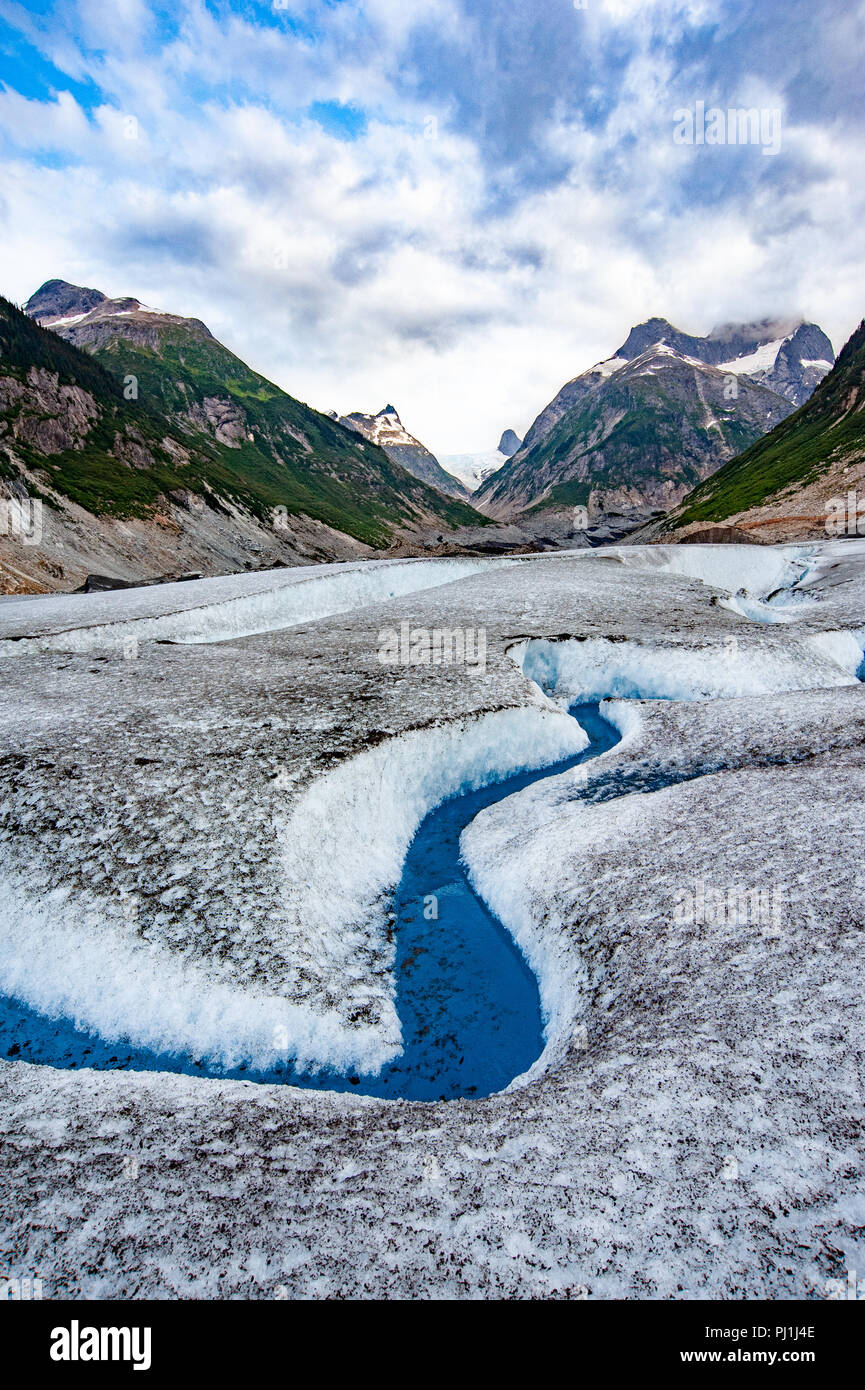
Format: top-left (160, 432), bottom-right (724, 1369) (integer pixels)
top-left (477, 318), bottom-right (805, 521)
top-left (24, 278), bottom-right (215, 350)
top-left (662, 316), bottom-right (865, 540)
top-left (612, 315), bottom-right (834, 392)
top-left (339, 406), bottom-right (469, 501)
top-left (582, 313), bottom-right (836, 417)
top-left (615, 318), bottom-right (679, 359)
top-left (497, 429), bottom-right (522, 457)
top-left (25, 279), bottom-right (108, 325)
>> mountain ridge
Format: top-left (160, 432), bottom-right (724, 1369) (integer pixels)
top-left (654, 317), bottom-right (865, 542)
top-left (476, 339), bottom-right (795, 520)
top-left (475, 314), bottom-right (834, 524)
top-left (337, 404), bottom-right (471, 500)
top-left (519, 315), bottom-right (834, 459)
top-left (0, 281), bottom-right (484, 591)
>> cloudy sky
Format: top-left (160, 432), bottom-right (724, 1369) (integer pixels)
top-left (0, 0), bottom-right (863, 455)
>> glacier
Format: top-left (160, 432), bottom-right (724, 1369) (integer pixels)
top-left (2, 540), bottom-right (865, 1298)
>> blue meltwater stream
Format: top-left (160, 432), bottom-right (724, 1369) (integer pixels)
top-left (0, 702), bottom-right (621, 1102)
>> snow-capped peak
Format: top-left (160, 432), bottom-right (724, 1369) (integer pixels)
top-left (716, 336), bottom-right (793, 375)
top-left (340, 406), bottom-right (422, 452)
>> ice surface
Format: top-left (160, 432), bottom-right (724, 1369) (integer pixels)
top-left (464, 628), bottom-right (863, 1069)
top-left (0, 557), bottom-right (499, 647)
top-left (438, 448), bottom-right (508, 491)
top-left (516, 633), bottom-right (858, 704)
top-left (3, 542), bottom-right (865, 1298)
top-left (0, 706), bottom-right (587, 1075)
top-left (610, 543), bottom-right (820, 602)
top-left (0, 861), bottom-right (388, 1075)
top-left (276, 704), bottom-right (588, 1065)
top-left (805, 628), bottom-right (865, 675)
top-left (605, 543), bottom-right (840, 627)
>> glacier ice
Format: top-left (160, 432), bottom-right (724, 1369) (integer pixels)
top-left (4, 539), bottom-right (865, 1298)
top-left (0, 706), bottom-right (587, 1075)
top-left (2, 557), bottom-right (498, 653)
top-left (516, 633), bottom-right (859, 704)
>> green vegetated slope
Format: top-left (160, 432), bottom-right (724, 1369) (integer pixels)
top-left (479, 358), bottom-right (788, 516)
top-left (669, 320), bottom-right (865, 527)
top-left (0, 294), bottom-right (195, 513)
top-left (1, 294), bottom-right (483, 547)
top-left (94, 325), bottom-right (483, 543)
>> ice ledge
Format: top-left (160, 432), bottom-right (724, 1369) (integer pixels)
top-left (276, 705), bottom-right (589, 1071)
top-left (0, 706), bottom-right (588, 1078)
top-left (1, 558), bottom-right (498, 651)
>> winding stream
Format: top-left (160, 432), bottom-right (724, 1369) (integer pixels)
top-left (0, 702), bottom-right (620, 1101)
top-left (2, 539), bottom-right (859, 1100)
top-left (4, 551), bottom-right (858, 1101)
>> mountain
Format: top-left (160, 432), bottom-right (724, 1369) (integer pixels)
top-left (613, 317), bottom-right (834, 407)
top-left (26, 278), bottom-right (111, 325)
top-left (0, 282), bottom-right (483, 591)
top-left (337, 405), bottom-right (470, 500)
top-left (476, 339), bottom-right (796, 520)
top-left (656, 318), bottom-right (865, 542)
top-left (498, 429), bottom-right (522, 457)
top-left (439, 429), bottom-right (521, 494)
top-left (517, 317), bottom-right (833, 466)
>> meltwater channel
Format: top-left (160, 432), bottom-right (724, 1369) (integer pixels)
top-left (0, 703), bottom-right (620, 1102)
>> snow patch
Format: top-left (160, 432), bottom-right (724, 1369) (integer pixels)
top-left (717, 337), bottom-right (790, 375)
top-left (591, 355), bottom-right (628, 377)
